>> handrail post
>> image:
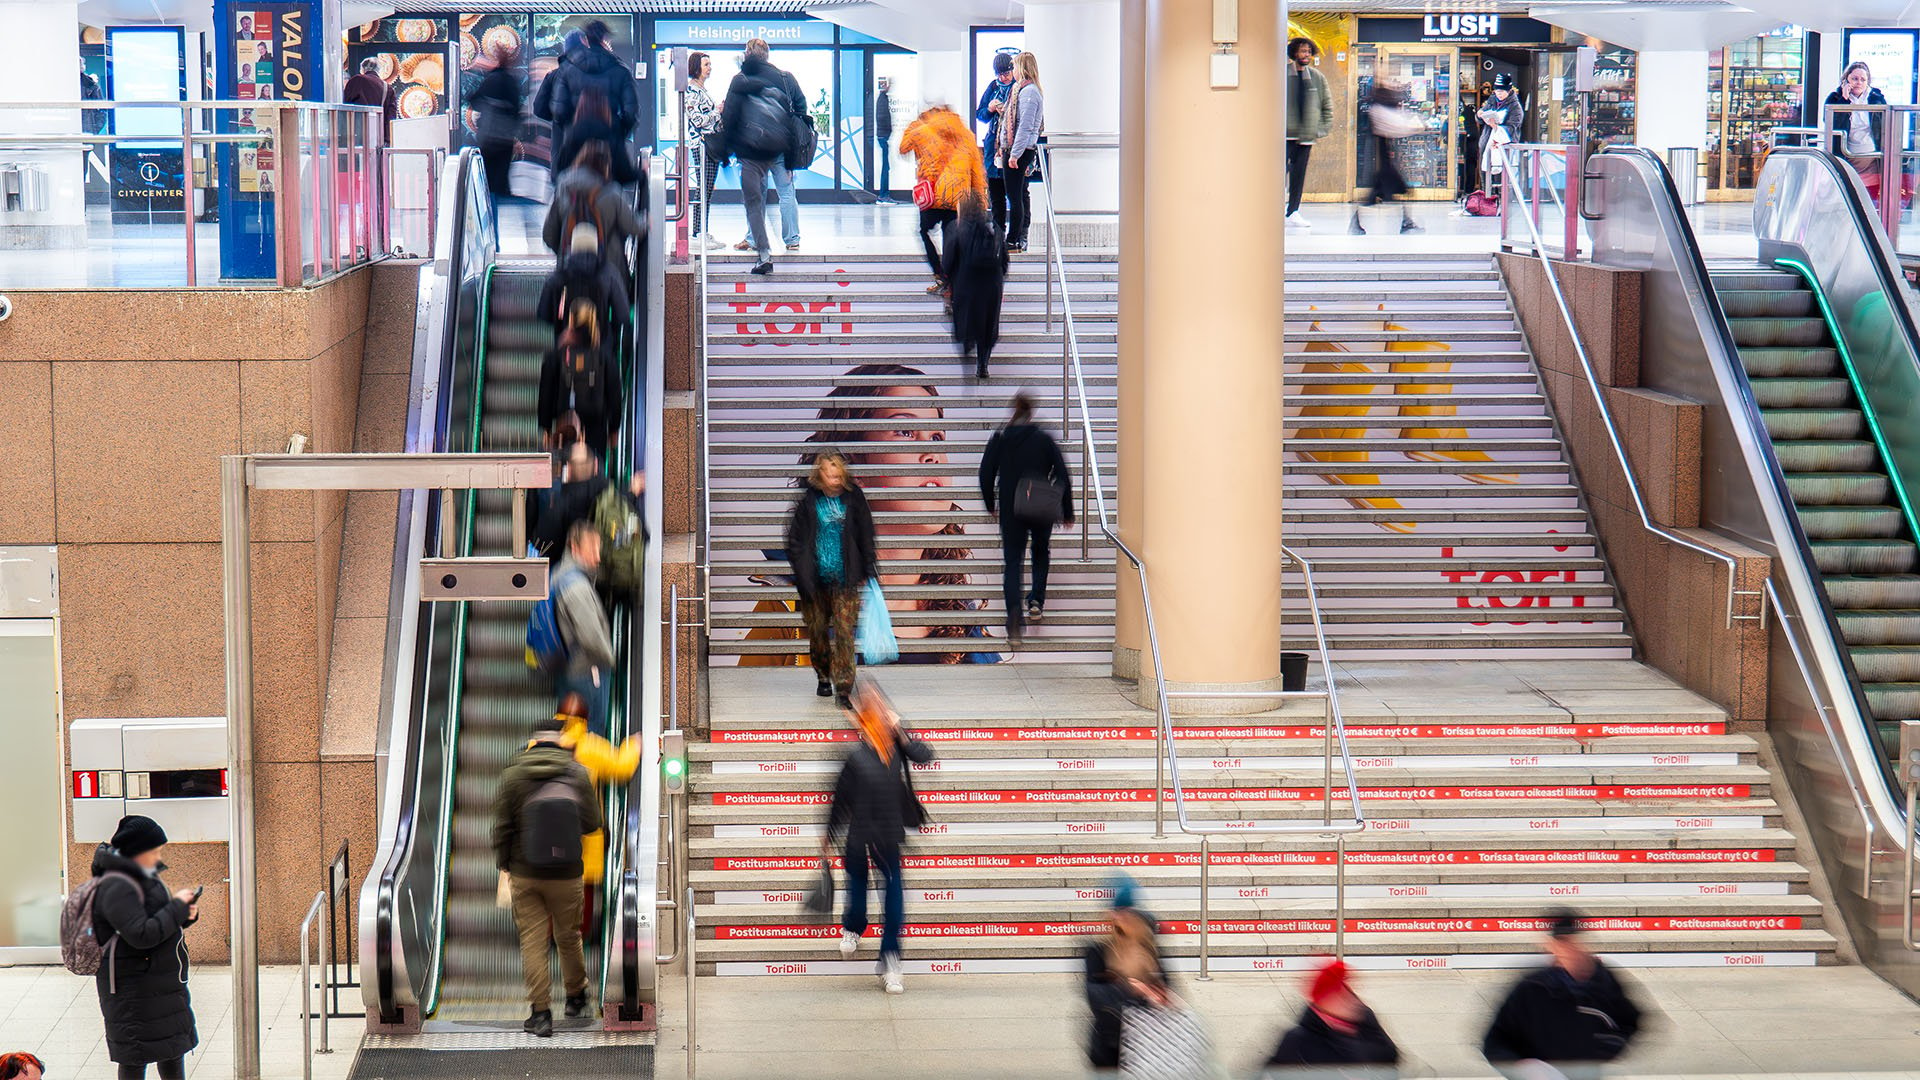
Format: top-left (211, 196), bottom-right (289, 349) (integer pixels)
top-left (1334, 832), bottom-right (1347, 959)
top-left (299, 889), bottom-right (329, 1080)
top-left (1196, 836), bottom-right (1212, 982)
top-left (686, 884), bottom-right (698, 1080)
top-left (181, 106), bottom-right (197, 286)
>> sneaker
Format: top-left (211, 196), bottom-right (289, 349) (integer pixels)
top-left (840, 930), bottom-right (860, 959)
top-left (1348, 217), bottom-right (1366, 236)
top-left (750, 261), bottom-right (775, 276)
top-left (525, 1008), bottom-right (553, 1038)
top-left (1025, 599), bottom-right (1043, 622)
top-left (1286, 211), bottom-right (1312, 230)
top-left (881, 955), bottom-right (904, 994)
top-left (733, 239), bottom-right (753, 251)
top-left (786, 241), bottom-right (802, 251)
top-left (1400, 219), bottom-right (1424, 234)
top-left (564, 992), bottom-right (589, 1019)
top-left (704, 234), bottom-right (726, 250)
top-left (975, 361), bottom-right (989, 379)
top-left (817, 679), bottom-right (833, 698)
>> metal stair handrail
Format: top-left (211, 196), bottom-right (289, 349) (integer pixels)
top-left (1035, 142), bottom-right (1364, 970)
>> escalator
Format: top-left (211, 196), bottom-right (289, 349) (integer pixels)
top-left (1580, 144), bottom-right (1920, 995)
top-left (358, 149), bottom-right (666, 1036)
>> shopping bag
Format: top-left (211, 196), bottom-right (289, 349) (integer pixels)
top-left (1121, 1002), bottom-right (1216, 1080)
top-left (495, 871), bottom-right (514, 909)
top-left (857, 577), bottom-right (899, 665)
top-left (801, 859), bottom-right (834, 915)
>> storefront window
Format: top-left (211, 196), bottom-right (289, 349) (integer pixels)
top-left (1357, 47), bottom-right (1454, 195)
top-left (1708, 27), bottom-right (1805, 194)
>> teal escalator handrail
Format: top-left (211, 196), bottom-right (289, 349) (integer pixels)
top-left (1772, 255), bottom-right (1920, 552)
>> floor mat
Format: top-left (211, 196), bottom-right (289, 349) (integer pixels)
top-left (349, 1045), bottom-right (653, 1079)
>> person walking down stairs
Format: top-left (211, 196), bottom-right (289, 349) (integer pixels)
top-left (784, 451), bottom-right (878, 707)
top-left (978, 392), bottom-right (1072, 640)
top-left (823, 680), bottom-right (934, 995)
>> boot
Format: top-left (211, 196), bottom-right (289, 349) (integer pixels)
top-left (1400, 213), bottom-right (1424, 234)
top-left (525, 1008), bottom-right (553, 1038)
top-left (564, 992), bottom-right (589, 1019)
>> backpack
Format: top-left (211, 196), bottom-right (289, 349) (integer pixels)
top-left (737, 83), bottom-right (796, 159)
top-left (62, 871), bottom-right (137, 985)
top-left (518, 775), bottom-right (586, 875)
top-left (1464, 189), bottom-right (1500, 216)
top-left (525, 563), bottom-right (585, 674)
top-left (559, 346), bottom-right (604, 420)
top-left (593, 483), bottom-right (646, 592)
top-left (561, 184), bottom-right (606, 252)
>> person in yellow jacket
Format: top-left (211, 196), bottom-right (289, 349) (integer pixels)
top-left (543, 691), bottom-right (641, 943)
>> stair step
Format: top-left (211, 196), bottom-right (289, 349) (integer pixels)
top-left (1750, 377), bottom-right (1851, 409)
top-left (1761, 408), bottom-right (1863, 441)
top-left (1718, 289), bottom-right (1815, 319)
top-left (1810, 539), bottom-right (1919, 575)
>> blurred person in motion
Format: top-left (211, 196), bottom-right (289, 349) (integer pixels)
top-left (344, 57), bottom-right (396, 140)
top-left (87, 815), bottom-right (200, 1080)
top-left (898, 105), bottom-right (987, 296)
top-left (995, 52), bottom-right (1045, 254)
top-left (975, 51), bottom-right (1017, 236)
top-left (684, 51), bottom-right (725, 248)
top-left (0, 1053), bottom-right (44, 1080)
top-left (784, 450), bottom-right (878, 707)
top-left (531, 28), bottom-right (585, 165)
top-left (552, 520), bottom-right (617, 730)
top-left (538, 298), bottom-right (623, 461)
top-left (872, 75), bottom-right (896, 202)
top-left (1350, 79), bottom-right (1422, 236)
top-left (943, 192), bottom-right (1008, 377)
top-left (549, 690), bottom-right (640, 945)
top-left (532, 441), bottom-right (645, 566)
top-left (1483, 912), bottom-right (1642, 1079)
top-left (469, 44), bottom-right (523, 199)
top-left (1263, 959), bottom-right (1400, 1075)
top-left (1082, 877), bottom-right (1173, 1070)
top-left (1285, 36), bottom-right (1333, 230)
top-left (721, 37), bottom-right (809, 273)
top-left (978, 392), bottom-right (1072, 639)
top-left (539, 223), bottom-right (630, 334)
top-left (544, 19), bottom-right (638, 176)
top-left (544, 141), bottom-right (645, 263)
top-left (554, 86), bottom-right (639, 186)
top-left (823, 679), bottom-right (934, 994)
top-left (492, 708), bottom-right (603, 1037)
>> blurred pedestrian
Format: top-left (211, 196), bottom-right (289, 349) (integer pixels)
top-left (87, 816), bottom-right (200, 1080)
top-left (1082, 879), bottom-right (1172, 1070)
top-left (544, 140), bottom-right (645, 261)
top-left (551, 521), bottom-right (616, 731)
top-left (469, 47), bottom-right (523, 198)
top-left (784, 450), bottom-right (877, 706)
top-left (537, 297), bottom-right (622, 461)
top-left (978, 392), bottom-right (1072, 638)
top-left (550, 690), bottom-right (639, 943)
top-left (1351, 79), bottom-right (1423, 236)
top-left (0, 1053), bottom-right (43, 1080)
top-left (1264, 959), bottom-right (1399, 1074)
top-left (898, 105), bottom-right (986, 295)
top-left (538, 223), bottom-right (630, 334)
top-left (942, 192), bottom-right (1007, 377)
top-left (823, 680), bottom-right (934, 995)
top-left (1483, 912), bottom-right (1643, 1079)
top-left (544, 20), bottom-right (638, 177)
top-left (555, 87), bottom-right (639, 185)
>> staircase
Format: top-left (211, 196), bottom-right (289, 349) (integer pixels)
top-left (1716, 266), bottom-right (1920, 759)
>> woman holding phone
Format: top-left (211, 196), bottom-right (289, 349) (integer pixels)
top-left (89, 815), bottom-right (201, 1080)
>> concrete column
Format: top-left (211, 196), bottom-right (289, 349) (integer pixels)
top-left (1023, 1), bottom-right (1121, 243)
top-left (1113, 0), bottom-right (1147, 673)
top-left (1127, 0), bottom-right (1286, 709)
top-left (1635, 50), bottom-right (1711, 199)
top-left (0, 0), bottom-right (85, 249)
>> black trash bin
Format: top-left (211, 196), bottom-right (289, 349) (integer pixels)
top-left (1281, 651), bottom-right (1308, 693)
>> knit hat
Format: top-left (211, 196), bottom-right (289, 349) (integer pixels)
top-left (1308, 958), bottom-right (1351, 1006)
top-left (1107, 873), bottom-right (1138, 911)
top-left (111, 815), bottom-right (167, 858)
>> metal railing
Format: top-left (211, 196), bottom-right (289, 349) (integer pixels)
top-left (1497, 142), bottom-right (1584, 261)
top-left (1034, 132), bottom-right (1364, 977)
top-left (297, 889), bottom-right (331, 1080)
top-left (1774, 103), bottom-right (1920, 253)
top-left (1500, 144), bottom-right (1762, 631)
top-left (0, 99), bottom-right (437, 288)
top-left (656, 582), bottom-right (702, 969)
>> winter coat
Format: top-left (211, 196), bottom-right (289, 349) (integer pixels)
top-left (1477, 91), bottom-right (1523, 176)
top-left (551, 713), bottom-right (639, 884)
top-left (538, 343), bottom-right (623, 442)
top-left (491, 738), bottom-right (604, 880)
top-left (1828, 86), bottom-right (1890, 154)
top-left (543, 167), bottom-right (645, 258)
top-left (1081, 928), bottom-right (1171, 1069)
top-left (825, 732), bottom-right (936, 855)
top-left (470, 67), bottom-right (522, 145)
top-left (1288, 63), bottom-right (1335, 143)
top-left (1483, 961), bottom-right (1642, 1065)
top-left (943, 212), bottom-right (1007, 359)
top-left (554, 552), bottom-right (616, 681)
top-left (534, 475), bottom-right (613, 562)
top-left (1003, 83), bottom-right (1045, 164)
top-left (344, 73), bottom-right (396, 135)
top-left (89, 845), bottom-right (197, 1066)
top-left (546, 45), bottom-right (640, 145)
top-left (975, 78), bottom-right (1014, 178)
top-left (784, 480), bottom-right (878, 601)
top-left (538, 250), bottom-right (631, 333)
top-left (979, 422), bottom-right (1072, 523)
top-left (1267, 1005), bottom-right (1400, 1068)
top-left (899, 108), bottom-right (987, 212)
top-left (874, 88), bottom-right (894, 138)
top-left (554, 116), bottom-right (640, 185)
top-left (721, 56), bottom-right (807, 164)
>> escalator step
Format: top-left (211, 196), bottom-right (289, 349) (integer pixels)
top-left (489, 324), bottom-right (554, 353)
top-left (1849, 646), bottom-right (1920, 683)
top-left (1749, 377), bottom-right (1851, 409)
top-left (1719, 289), bottom-right (1816, 318)
top-left (1785, 472), bottom-right (1891, 506)
top-left (1738, 347), bottom-right (1839, 378)
top-left (1796, 505), bottom-right (1906, 540)
top-left (1834, 609), bottom-right (1920, 646)
top-left (1729, 316), bottom-right (1830, 349)
top-left (1761, 408), bottom-right (1863, 441)
top-left (1824, 575), bottom-right (1920, 609)
top-left (1811, 539), bottom-right (1920, 575)
top-left (1775, 441), bottom-right (1880, 473)
top-left (1864, 682), bottom-right (1920, 720)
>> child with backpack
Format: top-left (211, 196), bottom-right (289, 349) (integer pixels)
top-left (538, 299), bottom-right (623, 461)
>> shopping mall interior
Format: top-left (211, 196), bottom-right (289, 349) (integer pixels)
top-left (16, 0), bottom-right (1920, 1076)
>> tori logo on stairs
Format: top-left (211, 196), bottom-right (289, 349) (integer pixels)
top-left (727, 276), bottom-right (853, 342)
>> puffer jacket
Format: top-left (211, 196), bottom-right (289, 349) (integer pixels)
top-left (898, 107), bottom-right (987, 212)
top-left (547, 45), bottom-right (640, 141)
top-left (89, 845), bottom-right (198, 1066)
top-left (721, 56), bottom-right (807, 164)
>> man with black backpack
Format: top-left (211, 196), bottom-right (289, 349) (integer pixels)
top-left (538, 224), bottom-right (630, 335)
top-left (492, 709), bottom-right (603, 1038)
top-left (721, 37), bottom-right (810, 275)
top-left (542, 19), bottom-right (638, 175)
top-left (538, 297), bottom-right (623, 461)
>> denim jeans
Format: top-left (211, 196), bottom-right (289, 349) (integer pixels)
top-left (559, 670), bottom-right (609, 734)
top-left (842, 842), bottom-right (905, 960)
top-left (742, 159), bottom-right (800, 248)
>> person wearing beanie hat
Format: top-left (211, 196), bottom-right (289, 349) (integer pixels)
top-left (1483, 910), bottom-right (1644, 1075)
top-left (1081, 891), bottom-right (1172, 1069)
top-left (88, 816), bottom-right (201, 1077)
top-left (1266, 958), bottom-right (1399, 1070)
top-left (975, 50), bottom-right (1019, 235)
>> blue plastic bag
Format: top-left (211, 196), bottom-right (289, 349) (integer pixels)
top-left (856, 577), bottom-right (899, 665)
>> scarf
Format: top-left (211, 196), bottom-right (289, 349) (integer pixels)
top-left (998, 78), bottom-right (1030, 164)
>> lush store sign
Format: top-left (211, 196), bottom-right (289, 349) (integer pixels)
top-left (1358, 14), bottom-right (1553, 44)
top-left (654, 19), bottom-right (836, 47)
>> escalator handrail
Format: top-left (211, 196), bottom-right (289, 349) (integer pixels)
top-left (1590, 145), bottom-right (1904, 841)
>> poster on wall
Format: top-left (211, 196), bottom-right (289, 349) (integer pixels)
top-left (1845, 28), bottom-right (1919, 107)
top-left (346, 17), bottom-right (452, 129)
top-left (213, 0), bottom-right (322, 279)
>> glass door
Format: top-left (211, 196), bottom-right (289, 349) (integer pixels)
top-left (1364, 46), bottom-right (1457, 199)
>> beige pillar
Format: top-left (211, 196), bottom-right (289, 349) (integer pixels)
top-left (1127, 0), bottom-right (1286, 709)
top-left (1113, 0), bottom-right (1148, 674)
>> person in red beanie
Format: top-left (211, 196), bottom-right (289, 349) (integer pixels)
top-left (1263, 959), bottom-right (1400, 1073)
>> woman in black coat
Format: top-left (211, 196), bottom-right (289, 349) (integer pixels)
top-left (978, 392), bottom-right (1072, 639)
top-left (91, 816), bottom-right (200, 1080)
top-left (1082, 898), bottom-right (1171, 1069)
top-left (785, 450), bottom-right (879, 705)
top-left (942, 195), bottom-right (1007, 378)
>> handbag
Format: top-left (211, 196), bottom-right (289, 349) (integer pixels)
top-left (1011, 474), bottom-right (1066, 528)
top-left (1368, 104), bottom-right (1425, 140)
top-left (801, 858), bottom-right (834, 915)
top-left (856, 577), bottom-right (899, 664)
top-left (1120, 1002), bottom-right (1216, 1080)
top-left (912, 178), bottom-right (936, 210)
